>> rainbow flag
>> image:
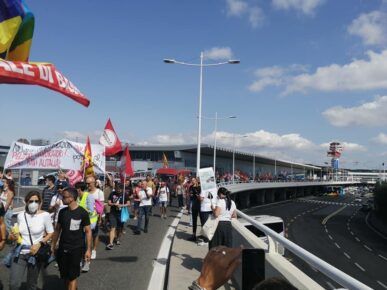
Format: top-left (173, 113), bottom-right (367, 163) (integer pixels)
top-left (82, 137), bottom-right (94, 178)
top-left (0, 0), bottom-right (34, 61)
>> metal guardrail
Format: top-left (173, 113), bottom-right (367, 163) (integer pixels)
top-left (237, 210), bottom-right (372, 290)
top-left (217, 179), bottom-right (360, 188)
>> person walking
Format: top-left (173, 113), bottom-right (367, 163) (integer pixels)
top-left (157, 181), bottom-right (169, 219)
top-left (8, 191), bottom-right (54, 290)
top-left (75, 182), bottom-right (97, 273)
top-left (176, 181), bottom-right (185, 208)
top-left (188, 178), bottom-right (201, 242)
top-left (106, 183), bottom-right (130, 249)
top-left (0, 178), bottom-right (15, 234)
top-left (51, 187), bottom-right (92, 290)
top-left (85, 175), bottom-right (104, 260)
top-left (41, 175), bottom-right (57, 212)
top-left (209, 187), bottom-right (237, 249)
top-left (199, 185), bottom-right (217, 246)
top-left (134, 181), bottom-right (152, 234)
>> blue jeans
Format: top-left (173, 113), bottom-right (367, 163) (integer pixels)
top-left (5, 209), bottom-right (13, 234)
top-left (137, 206), bottom-right (151, 231)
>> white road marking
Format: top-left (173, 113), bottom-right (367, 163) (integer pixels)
top-left (325, 228), bottom-right (329, 233)
top-left (364, 245), bottom-right (372, 252)
top-left (355, 237), bottom-right (361, 242)
top-left (334, 242), bottom-right (341, 249)
top-left (344, 252), bottom-right (351, 259)
top-left (350, 231), bottom-right (354, 235)
top-left (355, 263), bottom-right (365, 272)
top-left (328, 235), bottom-right (333, 240)
top-left (326, 281), bottom-right (335, 289)
top-left (377, 281), bottom-right (387, 289)
top-left (322, 205), bottom-right (347, 225)
top-left (379, 254), bottom-right (387, 261)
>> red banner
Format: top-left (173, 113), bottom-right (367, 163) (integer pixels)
top-left (120, 146), bottom-right (133, 182)
top-left (0, 59), bottom-right (90, 107)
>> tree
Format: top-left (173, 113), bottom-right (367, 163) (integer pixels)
top-left (374, 182), bottom-right (387, 222)
top-left (17, 138), bottom-right (30, 144)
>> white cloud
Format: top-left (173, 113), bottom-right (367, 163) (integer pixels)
top-left (139, 133), bottom-right (196, 146)
top-left (249, 64), bottom-right (306, 92)
top-left (348, 11), bottom-right (387, 46)
top-left (61, 131), bottom-right (85, 141)
top-left (225, 0), bottom-right (264, 28)
top-left (285, 50), bottom-right (387, 94)
top-left (372, 133), bottom-right (387, 145)
top-left (320, 142), bottom-right (366, 152)
top-left (322, 96), bottom-right (387, 127)
top-left (272, 0), bottom-right (324, 15)
top-left (59, 130), bottom-right (101, 143)
top-left (204, 47), bottom-right (233, 60)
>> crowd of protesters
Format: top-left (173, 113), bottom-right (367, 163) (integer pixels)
top-left (0, 168), bottom-right (242, 289)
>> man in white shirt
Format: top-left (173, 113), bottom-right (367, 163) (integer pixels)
top-left (157, 182), bottom-right (169, 219)
top-left (199, 190), bottom-right (217, 245)
top-left (134, 181), bottom-right (153, 234)
top-left (86, 176), bottom-right (104, 259)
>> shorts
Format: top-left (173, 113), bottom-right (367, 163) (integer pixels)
top-left (109, 212), bottom-right (124, 229)
top-left (92, 224), bottom-right (99, 239)
top-left (159, 201), bottom-right (168, 208)
top-left (56, 247), bottom-right (83, 281)
top-left (133, 201), bottom-right (140, 210)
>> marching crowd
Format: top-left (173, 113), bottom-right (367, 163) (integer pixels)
top-left (0, 168), bottom-right (242, 290)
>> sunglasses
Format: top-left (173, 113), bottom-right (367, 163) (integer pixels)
top-left (28, 200), bottom-right (39, 204)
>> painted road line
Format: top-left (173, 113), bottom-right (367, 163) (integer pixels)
top-left (364, 245), bottom-right (372, 252)
top-left (350, 231), bottom-right (354, 235)
top-left (379, 254), bottom-right (387, 261)
top-left (325, 228), bottom-right (328, 233)
top-left (355, 237), bottom-right (360, 242)
top-left (322, 205), bottom-right (347, 225)
top-left (377, 281), bottom-right (387, 289)
top-left (334, 242), bottom-right (341, 249)
top-left (328, 235), bottom-right (333, 240)
top-left (355, 263), bottom-right (365, 272)
top-left (344, 252), bottom-right (351, 259)
top-left (326, 281), bottom-right (335, 289)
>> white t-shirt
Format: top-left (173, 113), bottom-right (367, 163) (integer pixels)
top-left (50, 194), bottom-right (68, 224)
top-left (158, 186), bottom-right (169, 202)
top-left (18, 211), bottom-right (54, 254)
top-left (176, 185), bottom-right (184, 196)
top-left (139, 187), bottom-right (153, 206)
top-left (89, 188), bottom-right (105, 202)
top-left (216, 199), bottom-right (236, 221)
top-left (200, 191), bottom-right (217, 212)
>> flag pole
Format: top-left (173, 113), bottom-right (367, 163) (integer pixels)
top-left (122, 173), bottom-right (126, 205)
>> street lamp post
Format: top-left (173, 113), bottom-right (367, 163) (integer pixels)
top-left (164, 53), bottom-right (240, 175)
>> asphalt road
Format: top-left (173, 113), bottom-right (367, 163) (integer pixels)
top-left (245, 195), bottom-right (387, 290)
top-left (0, 201), bottom-right (181, 290)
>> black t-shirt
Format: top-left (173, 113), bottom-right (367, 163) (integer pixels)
top-left (41, 186), bottom-right (56, 211)
top-left (190, 185), bottom-right (201, 208)
top-left (58, 206), bottom-right (90, 250)
top-left (108, 191), bottom-right (129, 214)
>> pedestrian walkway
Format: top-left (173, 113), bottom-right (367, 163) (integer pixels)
top-left (0, 206), bottom-right (182, 290)
top-left (168, 211), bottom-right (236, 290)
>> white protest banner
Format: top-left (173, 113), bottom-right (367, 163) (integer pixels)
top-left (198, 167), bottom-right (217, 198)
top-left (4, 139), bottom-right (105, 173)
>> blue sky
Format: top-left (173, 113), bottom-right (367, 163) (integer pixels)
top-left (2, 0), bottom-right (387, 169)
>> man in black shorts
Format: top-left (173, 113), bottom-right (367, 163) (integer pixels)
top-left (51, 187), bottom-right (92, 290)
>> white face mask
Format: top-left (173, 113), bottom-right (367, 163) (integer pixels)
top-left (28, 202), bottom-right (39, 213)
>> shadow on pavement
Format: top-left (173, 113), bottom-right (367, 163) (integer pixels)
top-left (106, 256), bottom-right (138, 263)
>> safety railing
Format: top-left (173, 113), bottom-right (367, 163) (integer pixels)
top-left (237, 210), bottom-right (372, 290)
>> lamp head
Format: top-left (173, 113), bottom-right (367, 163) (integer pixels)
top-left (228, 60), bottom-right (240, 64)
top-left (163, 59), bottom-right (176, 64)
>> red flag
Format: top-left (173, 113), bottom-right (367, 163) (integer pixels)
top-left (0, 59), bottom-right (90, 107)
top-left (99, 118), bottom-right (122, 156)
top-left (120, 146), bottom-right (133, 182)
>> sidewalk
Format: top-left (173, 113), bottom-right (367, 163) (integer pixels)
top-left (168, 211), bottom-right (237, 290)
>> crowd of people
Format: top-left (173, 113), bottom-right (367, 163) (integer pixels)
top-left (0, 169), bottom-right (295, 290)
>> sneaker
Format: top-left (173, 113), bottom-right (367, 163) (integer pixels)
top-left (188, 235), bottom-right (197, 242)
top-left (133, 230), bottom-right (141, 235)
top-left (164, 214), bottom-right (168, 219)
top-left (81, 261), bottom-right (90, 272)
top-left (91, 250), bottom-right (97, 259)
top-left (115, 240), bottom-right (121, 246)
top-left (134, 216), bottom-right (138, 220)
top-left (106, 244), bottom-right (114, 250)
top-left (198, 241), bottom-right (209, 246)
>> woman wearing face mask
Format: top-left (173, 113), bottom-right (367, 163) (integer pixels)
top-left (0, 178), bottom-right (15, 234)
top-left (8, 191), bottom-right (54, 290)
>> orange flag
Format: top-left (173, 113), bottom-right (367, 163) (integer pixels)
top-left (82, 136), bottom-right (94, 178)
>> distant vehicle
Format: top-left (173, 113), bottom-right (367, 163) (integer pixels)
top-left (354, 198), bottom-right (362, 203)
top-left (239, 215), bottom-right (285, 255)
top-left (156, 168), bottom-right (192, 182)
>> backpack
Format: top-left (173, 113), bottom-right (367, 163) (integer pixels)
top-left (94, 199), bottom-right (104, 215)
